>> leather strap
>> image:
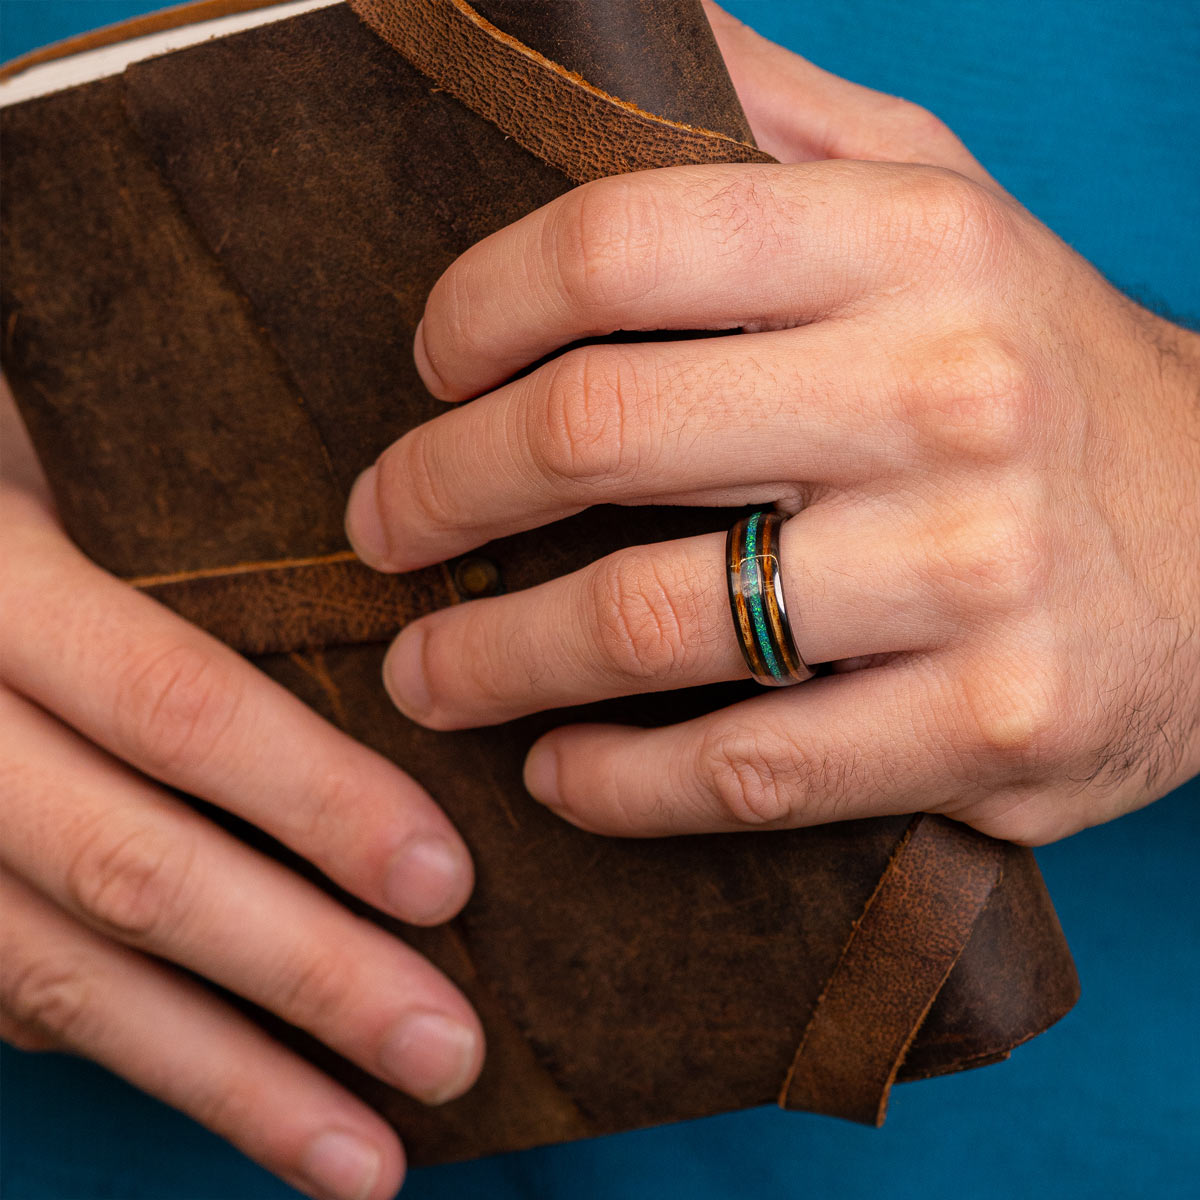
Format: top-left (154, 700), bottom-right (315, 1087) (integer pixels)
top-left (131, 553), bottom-right (458, 656)
top-left (347, 0), bottom-right (774, 182)
top-left (780, 814), bottom-right (1005, 1124)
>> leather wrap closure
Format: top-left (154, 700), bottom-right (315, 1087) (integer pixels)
top-left (782, 816), bottom-right (1005, 1124)
top-left (0, 0), bottom-right (1079, 1159)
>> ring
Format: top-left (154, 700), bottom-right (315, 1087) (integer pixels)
top-left (726, 509), bottom-right (816, 687)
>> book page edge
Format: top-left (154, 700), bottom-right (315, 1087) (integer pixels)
top-left (0, 0), bottom-right (341, 108)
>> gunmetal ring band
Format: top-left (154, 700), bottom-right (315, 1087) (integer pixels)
top-left (726, 509), bottom-right (816, 687)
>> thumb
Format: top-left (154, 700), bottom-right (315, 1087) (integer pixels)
top-left (703, 1), bottom-right (998, 190)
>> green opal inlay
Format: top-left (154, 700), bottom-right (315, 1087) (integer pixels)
top-left (745, 512), bottom-right (783, 680)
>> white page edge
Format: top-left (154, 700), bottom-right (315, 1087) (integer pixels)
top-left (0, 0), bottom-right (341, 108)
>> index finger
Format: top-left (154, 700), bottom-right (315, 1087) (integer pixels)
top-left (0, 507), bottom-right (472, 928)
top-left (415, 159), bottom-right (951, 402)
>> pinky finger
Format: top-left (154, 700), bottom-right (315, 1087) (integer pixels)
top-left (523, 658), bottom-right (976, 836)
top-left (0, 869), bottom-right (405, 1200)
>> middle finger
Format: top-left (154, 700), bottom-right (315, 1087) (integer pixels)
top-left (347, 320), bottom-right (918, 573)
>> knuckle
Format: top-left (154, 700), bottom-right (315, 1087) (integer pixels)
top-left (285, 766), bottom-right (363, 849)
top-left (190, 1072), bottom-right (264, 1138)
top-left (897, 167), bottom-right (1010, 270)
top-left (2, 952), bottom-right (95, 1046)
top-left (958, 652), bottom-right (1073, 775)
top-left (696, 727), bottom-right (796, 827)
top-left (971, 508), bottom-right (1048, 608)
top-left (553, 177), bottom-right (665, 314)
top-left (270, 944), bottom-right (355, 1031)
top-left (937, 497), bottom-right (1049, 613)
top-left (884, 96), bottom-right (946, 137)
top-left (111, 640), bottom-right (243, 778)
top-left (589, 553), bottom-right (693, 683)
top-left (66, 820), bottom-right (195, 941)
top-left (911, 334), bottom-right (1037, 464)
top-left (530, 349), bottom-right (639, 488)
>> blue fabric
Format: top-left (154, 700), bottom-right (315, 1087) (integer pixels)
top-left (2, 2), bottom-right (1198, 1198)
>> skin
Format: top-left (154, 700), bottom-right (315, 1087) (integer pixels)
top-left (345, 3), bottom-right (1200, 847)
top-left (2, 6), bottom-right (1197, 1199)
top-left (0, 373), bottom-right (484, 1200)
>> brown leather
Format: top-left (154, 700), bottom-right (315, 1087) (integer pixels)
top-left (349, 0), bottom-right (773, 183)
top-left (132, 554), bottom-right (459, 657)
top-left (781, 816), bottom-right (1003, 1125)
top-left (0, 0), bottom-right (1079, 1165)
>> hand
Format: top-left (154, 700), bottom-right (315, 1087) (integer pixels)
top-left (344, 6), bottom-right (1200, 846)
top-left (0, 384), bottom-right (483, 1200)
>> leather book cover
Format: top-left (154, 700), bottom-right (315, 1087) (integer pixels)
top-left (0, 0), bottom-right (1079, 1165)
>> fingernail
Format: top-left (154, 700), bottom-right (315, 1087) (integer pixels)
top-left (345, 467), bottom-right (390, 569)
top-left (379, 1011), bottom-right (479, 1105)
top-left (384, 836), bottom-right (470, 924)
top-left (299, 1130), bottom-right (380, 1200)
top-left (383, 627), bottom-right (432, 719)
top-left (523, 742), bottom-right (560, 806)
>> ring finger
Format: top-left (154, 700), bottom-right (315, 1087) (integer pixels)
top-left (381, 493), bottom-right (998, 730)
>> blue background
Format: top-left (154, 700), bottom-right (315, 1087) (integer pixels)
top-left (2, 1), bottom-right (1198, 1197)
